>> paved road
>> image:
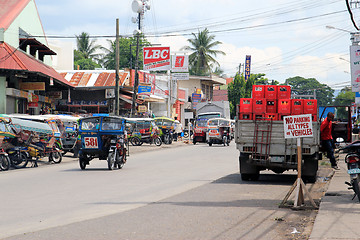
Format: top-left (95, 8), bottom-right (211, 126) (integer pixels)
top-left (1, 142), bottom-right (312, 240)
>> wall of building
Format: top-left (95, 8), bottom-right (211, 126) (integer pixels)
top-left (4, 0), bottom-right (52, 66)
top-left (49, 40), bottom-right (74, 70)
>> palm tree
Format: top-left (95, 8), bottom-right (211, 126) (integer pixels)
top-left (75, 32), bottom-right (102, 61)
top-left (182, 28), bottom-right (225, 76)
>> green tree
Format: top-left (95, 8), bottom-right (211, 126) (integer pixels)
top-left (227, 73), bottom-right (269, 118)
top-left (101, 36), bottom-right (150, 70)
top-left (75, 32), bottom-right (102, 61)
top-left (285, 76), bottom-right (334, 106)
top-left (74, 58), bottom-right (101, 70)
top-left (182, 28), bottom-right (225, 76)
top-left (333, 87), bottom-right (355, 120)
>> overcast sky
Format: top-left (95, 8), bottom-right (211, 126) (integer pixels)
top-left (35, 0), bottom-right (357, 89)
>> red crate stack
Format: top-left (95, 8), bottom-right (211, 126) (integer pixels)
top-left (252, 85), bottom-right (265, 99)
top-left (265, 85), bottom-right (277, 99)
top-left (239, 113), bottom-right (253, 120)
top-left (278, 86), bottom-right (291, 99)
top-left (253, 99), bottom-right (266, 114)
top-left (291, 99), bottom-right (304, 115)
top-left (239, 98), bottom-right (253, 113)
top-left (266, 99), bottom-right (277, 113)
top-left (304, 99), bottom-right (317, 121)
top-left (265, 113), bottom-right (278, 121)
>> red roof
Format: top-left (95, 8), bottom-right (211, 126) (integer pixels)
top-left (0, 0), bottom-right (30, 30)
top-left (0, 42), bottom-right (74, 87)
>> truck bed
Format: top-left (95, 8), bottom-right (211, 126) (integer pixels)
top-left (235, 119), bottom-right (320, 158)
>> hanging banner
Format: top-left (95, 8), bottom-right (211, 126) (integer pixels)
top-left (171, 55), bottom-right (189, 72)
top-left (350, 45), bottom-right (360, 92)
top-left (245, 55), bottom-right (251, 80)
top-left (283, 114), bottom-right (313, 139)
top-left (143, 47), bottom-right (170, 71)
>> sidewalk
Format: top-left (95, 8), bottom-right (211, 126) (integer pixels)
top-left (310, 159), bottom-right (360, 240)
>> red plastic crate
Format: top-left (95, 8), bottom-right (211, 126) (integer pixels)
top-left (239, 112), bottom-right (253, 120)
top-left (278, 99), bottom-right (291, 114)
top-left (253, 99), bottom-right (266, 114)
top-left (291, 99), bottom-right (304, 115)
top-left (265, 85), bottom-right (277, 99)
top-left (253, 113), bottom-right (265, 120)
top-left (239, 98), bottom-right (253, 113)
top-left (252, 85), bottom-right (265, 99)
top-left (304, 99), bottom-right (317, 115)
top-left (266, 99), bottom-right (277, 113)
top-left (265, 113), bottom-right (278, 121)
top-left (278, 86), bottom-right (291, 99)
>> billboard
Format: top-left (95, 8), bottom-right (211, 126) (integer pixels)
top-left (143, 47), bottom-right (170, 71)
top-left (350, 45), bottom-right (360, 92)
top-left (171, 55), bottom-right (189, 72)
top-left (245, 55), bottom-right (251, 80)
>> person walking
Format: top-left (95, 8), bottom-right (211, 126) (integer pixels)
top-left (320, 112), bottom-right (339, 170)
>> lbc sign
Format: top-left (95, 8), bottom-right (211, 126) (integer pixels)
top-left (143, 47), bottom-right (171, 71)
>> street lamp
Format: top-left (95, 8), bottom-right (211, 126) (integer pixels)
top-left (339, 57), bottom-right (350, 63)
top-left (326, 25), bottom-right (353, 33)
top-left (131, 0), bottom-right (150, 117)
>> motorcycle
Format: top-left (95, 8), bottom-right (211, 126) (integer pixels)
top-left (338, 140), bottom-right (360, 202)
top-left (107, 135), bottom-right (127, 170)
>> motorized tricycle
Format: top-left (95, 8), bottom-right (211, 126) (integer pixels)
top-left (78, 116), bottom-right (128, 170)
top-left (154, 117), bottom-right (174, 144)
top-left (0, 117), bottom-right (16, 171)
top-left (207, 118), bottom-right (231, 146)
top-left (126, 118), bottom-right (162, 146)
top-left (193, 118), bottom-right (208, 145)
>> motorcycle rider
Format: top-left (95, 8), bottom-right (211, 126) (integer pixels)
top-left (321, 112), bottom-right (339, 170)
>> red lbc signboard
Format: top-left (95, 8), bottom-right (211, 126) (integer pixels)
top-left (143, 47), bottom-right (171, 71)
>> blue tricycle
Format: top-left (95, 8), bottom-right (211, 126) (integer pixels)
top-left (78, 116), bottom-right (128, 170)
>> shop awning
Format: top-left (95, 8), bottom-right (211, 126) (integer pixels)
top-left (0, 42), bottom-right (74, 88)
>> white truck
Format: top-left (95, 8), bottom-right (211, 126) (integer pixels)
top-left (235, 119), bottom-right (320, 183)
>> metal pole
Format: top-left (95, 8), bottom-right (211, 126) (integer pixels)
top-left (168, 70), bottom-right (171, 118)
top-left (131, 13), bottom-right (141, 117)
top-left (115, 18), bottom-right (120, 116)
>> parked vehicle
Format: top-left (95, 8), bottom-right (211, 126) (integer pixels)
top-left (78, 116), bottom-right (128, 170)
top-left (337, 140), bottom-right (360, 202)
top-left (126, 118), bottom-right (162, 146)
top-left (207, 118), bottom-right (231, 146)
top-left (154, 117), bottom-right (174, 144)
top-left (9, 116), bottom-right (62, 164)
top-left (0, 117), bottom-right (16, 170)
top-left (193, 112), bottom-right (223, 145)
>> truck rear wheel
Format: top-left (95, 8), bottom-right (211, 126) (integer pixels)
top-left (239, 153), bottom-right (259, 181)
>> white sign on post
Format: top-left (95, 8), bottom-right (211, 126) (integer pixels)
top-left (283, 114), bottom-right (313, 139)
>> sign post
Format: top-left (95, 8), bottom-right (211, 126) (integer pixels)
top-left (280, 114), bottom-right (318, 209)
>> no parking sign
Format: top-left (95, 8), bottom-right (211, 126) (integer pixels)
top-left (283, 114), bottom-right (313, 139)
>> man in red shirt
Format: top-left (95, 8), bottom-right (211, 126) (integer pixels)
top-left (321, 112), bottom-right (339, 169)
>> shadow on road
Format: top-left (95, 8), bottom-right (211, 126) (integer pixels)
top-left (212, 173), bottom-right (297, 186)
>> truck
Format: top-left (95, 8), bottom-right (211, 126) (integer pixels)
top-left (235, 119), bottom-right (320, 183)
top-left (193, 101), bottom-right (231, 144)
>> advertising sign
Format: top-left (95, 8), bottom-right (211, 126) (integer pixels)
top-left (20, 82), bottom-right (45, 91)
top-left (350, 45), bottom-right (360, 92)
top-left (192, 93), bottom-right (201, 102)
top-left (171, 55), bottom-right (189, 72)
top-left (245, 55), bottom-right (251, 80)
top-left (171, 72), bottom-right (189, 80)
top-left (143, 47), bottom-right (170, 71)
top-left (138, 85), bottom-right (152, 96)
top-left (283, 114), bottom-right (313, 139)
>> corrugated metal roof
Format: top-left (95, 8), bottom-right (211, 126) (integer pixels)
top-left (59, 70), bottom-right (129, 88)
top-left (0, 0), bottom-right (30, 30)
top-left (0, 42), bottom-right (74, 87)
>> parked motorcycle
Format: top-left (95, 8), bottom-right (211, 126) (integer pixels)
top-left (0, 149), bottom-right (11, 171)
top-left (338, 140), bottom-right (360, 202)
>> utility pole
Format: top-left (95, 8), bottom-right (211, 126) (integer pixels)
top-left (115, 18), bottom-right (120, 116)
